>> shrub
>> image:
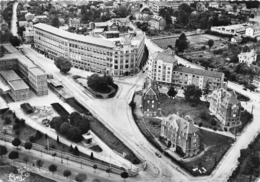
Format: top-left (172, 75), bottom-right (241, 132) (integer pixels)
top-left (199, 122), bottom-right (203, 127)
top-left (13, 124), bottom-right (20, 131)
top-left (29, 135), bottom-right (35, 143)
top-left (213, 127), bottom-right (217, 131)
top-left (95, 94), bottom-right (103, 98)
top-left (4, 117), bottom-right (12, 125)
top-left (211, 119), bottom-right (217, 126)
top-left (35, 130), bottom-right (42, 140)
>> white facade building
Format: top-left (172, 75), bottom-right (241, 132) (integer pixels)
top-left (33, 23), bottom-right (145, 76)
top-left (245, 26), bottom-right (260, 39)
top-left (238, 49), bottom-right (257, 65)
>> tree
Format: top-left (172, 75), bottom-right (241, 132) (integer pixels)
top-left (8, 151), bottom-right (19, 162)
top-left (93, 164), bottom-right (97, 173)
top-left (63, 170), bottom-right (72, 179)
top-left (23, 156), bottom-right (29, 167)
top-left (87, 74), bottom-right (114, 93)
top-left (208, 39), bottom-right (214, 48)
top-left (10, 36), bottom-right (21, 47)
top-left (75, 173), bottom-right (87, 182)
top-left (184, 85), bottom-right (202, 105)
top-left (242, 45), bottom-right (250, 53)
top-left (106, 168), bottom-right (111, 177)
top-left (4, 117), bottom-right (12, 125)
top-left (54, 57), bottom-right (72, 73)
top-left (90, 152), bottom-right (94, 160)
top-left (175, 33), bottom-right (188, 53)
top-left (12, 123), bottom-right (20, 131)
top-left (203, 81), bottom-right (210, 95)
top-left (51, 17), bottom-right (60, 28)
top-left (0, 145), bottom-right (8, 158)
top-left (60, 122), bottom-right (71, 135)
top-left (52, 153), bottom-right (57, 160)
top-left (121, 171), bottom-right (129, 182)
top-left (67, 126), bottom-right (83, 143)
top-left (56, 136), bottom-right (60, 144)
top-left (167, 87), bottom-right (177, 98)
top-left (35, 130), bottom-right (42, 140)
top-left (12, 138), bottom-right (21, 149)
top-left (48, 164), bottom-right (57, 174)
top-left (36, 160), bottom-right (44, 171)
top-left (73, 146), bottom-right (80, 156)
top-left (24, 141), bottom-right (32, 152)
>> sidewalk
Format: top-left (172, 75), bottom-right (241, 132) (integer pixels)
top-left (0, 140), bottom-right (122, 182)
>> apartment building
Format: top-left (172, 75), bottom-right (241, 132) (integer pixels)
top-left (0, 44), bottom-right (48, 97)
top-left (0, 70), bottom-right (29, 101)
top-left (149, 51), bottom-right (178, 86)
top-left (149, 15), bottom-right (166, 30)
top-left (33, 23), bottom-right (145, 76)
top-left (208, 88), bottom-right (242, 129)
top-left (149, 51), bottom-right (224, 90)
top-left (172, 66), bottom-right (224, 90)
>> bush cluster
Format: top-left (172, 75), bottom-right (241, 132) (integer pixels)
top-left (50, 112), bottom-right (90, 143)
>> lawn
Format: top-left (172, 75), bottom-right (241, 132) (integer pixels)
top-left (181, 129), bottom-right (234, 176)
top-left (143, 118), bottom-right (161, 138)
top-left (159, 94), bottom-right (222, 130)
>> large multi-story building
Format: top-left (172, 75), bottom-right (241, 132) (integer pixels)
top-left (0, 44), bottom-right (48, 97)
top-left (208, 88), bottom-right (242, 129)
top-left (33, 23), bottom-right (145, 76)
top-left (149, 51), bottom-right (178, 86)
top-left (172, 66), bottom-right (224, 90)
top-left (149, 15), bottom-right (166, 30)
top-left (149, 50), bottom-right (224, 90)
top-left (161, 114), bottom-right (200, 157)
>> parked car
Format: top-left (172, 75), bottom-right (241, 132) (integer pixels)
top-left (155, 152), bottom-right (161, 158)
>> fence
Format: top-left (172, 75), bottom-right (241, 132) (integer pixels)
top-left (0, 134), bottom-right (125, 176)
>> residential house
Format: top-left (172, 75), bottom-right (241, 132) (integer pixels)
top-left (68, 18), bottom-right (81, 29)
top-left (245, 26), bottom-right (260, 39)
top-left (230, 36), bottom-right (242, 44)
top-left (149, 15), bottom-right (166, 30)
top-left (238, 49), bottom-right (257, 65)
top-left (142, 79), bottom-right (160, 117)
top-left (208, 2), bottom-right (219, 9)
top-left (208, 88), bottom-right (242, 129)
top-left (161, 114), bottom-right (200, 157)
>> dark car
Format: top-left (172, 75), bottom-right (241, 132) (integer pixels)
top-left (155, 152), bottom-right (161, 158)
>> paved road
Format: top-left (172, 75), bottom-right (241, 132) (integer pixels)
top-left (0, 140), bottom-right (114, 182)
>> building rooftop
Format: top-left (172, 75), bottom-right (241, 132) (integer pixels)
top-left (29, 67), bottom-right (45, 76)
top-left (9, 80), bottom-right (29, 91)
top-left (34, 23), bottom-right (115, 48)
top-left (0, 96), bottom-right (8, 110)
top-left (0, 70), bottom-right (21, 82)
top-left (164, 114), bottom-right (199, 135)
top-left (154, 51), bottom-right (176, 63)
top-left (173, 66), bottom-right (224, 78)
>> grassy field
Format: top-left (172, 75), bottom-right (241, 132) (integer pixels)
top-left (159, 94), bottom-right (222, 130)
top-left (182, 129), bottom-right (234, 175)
top-left (143, 118), bottom-right (162, 138)
top-left (152, 34), bottom-right (225, 50)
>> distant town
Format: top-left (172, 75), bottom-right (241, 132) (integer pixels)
top-left (0, 0), bottom-right (260, 182)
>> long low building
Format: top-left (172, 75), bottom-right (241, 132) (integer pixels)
top-left (33, 23), bottom-right (145, 76)
top-left (0, 44), bottom-right (48, 97)
top-left (0, 70), bottom-right (29, 101)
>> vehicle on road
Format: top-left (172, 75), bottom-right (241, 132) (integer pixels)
top-left (155, 152), bottom-right (161, 158)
